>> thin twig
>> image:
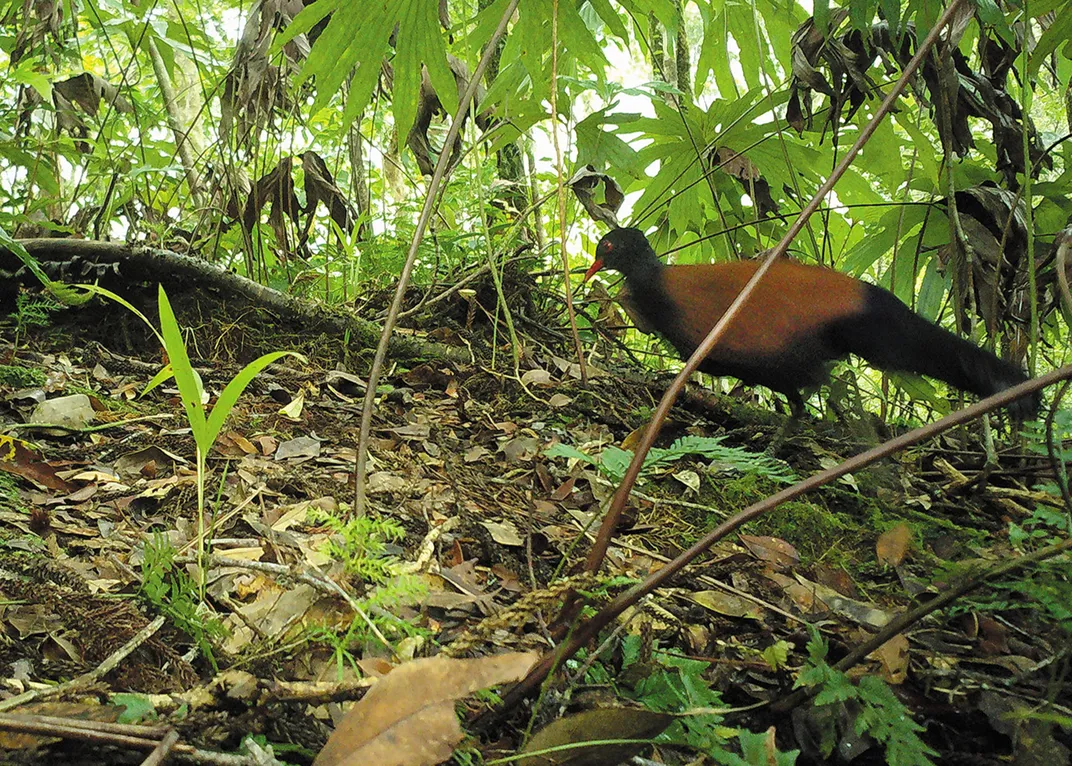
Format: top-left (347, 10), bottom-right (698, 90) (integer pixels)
top-left (353, 0), bottom-right (521, 514)
top-left (0, 615), bottom-right (166, 712)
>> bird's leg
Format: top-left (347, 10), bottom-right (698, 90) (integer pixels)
top-left (765, 394), bottom-right (805, 456)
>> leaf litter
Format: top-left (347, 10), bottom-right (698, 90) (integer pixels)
top-left (0, 303), bottom-right (1068, 765)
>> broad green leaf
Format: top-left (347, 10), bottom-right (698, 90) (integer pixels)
top-left (157, 286), bottom-right (207, 442)
top-left (915, 255), bottom-right (948, 321)
top-left (297, 1), bottom-right (396, 127)
top-left (575, 109), bottom-right (647, 179)
top-left (394, 0), bottom-right (456, 141)
top-left (275, 0), bottom-right (343, 52)
top-left (814, 0), bottom-right (830, 33)
top-left (727, 2), bottom-right (762, 89)
top-left (205, 351), bottom-right (301, 447)
top-left (1029, 3), bottom-right (1072, 76)
top-left (586, 0), bottom-right (629, 40)
top-left (617, 0), bottom-right (681, 31)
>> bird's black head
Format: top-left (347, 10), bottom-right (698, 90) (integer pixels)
top-left (584, 227), bottom-right (661, 282)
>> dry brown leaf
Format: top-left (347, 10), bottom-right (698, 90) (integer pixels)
top-left (689, 590), bottom-right (764, 620)
top-left (876, 523), bottom-right (913, 566)
top-left (0, 436), bottom-right (74, 492)
top-left (740, 534), bottom-right (800, 570)
top-left (551, 478), bottom-right (575, 501)
top-left (521, 368), bottom-right (554, 386)
top-left (619, 426), bottom-right (646, 451)
top-left (480, 519), bottom-right (524, 547)
top-left (868, 634), bottom-right (909, 684)
top-left (793, 574), bottom-right (893, 629)
top-left (314, 652), bottom-right (538, 766)
top-left (520, 707), bottom-right (672, 766)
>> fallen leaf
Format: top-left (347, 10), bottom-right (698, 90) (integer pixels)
top-left (367, 472), bottom-right (409, 495)
top-left (740, 535), bottom-right (800, 570)
top-left (521, 369), bottom-right (554, 386)
top-left (314, 652), bottom-right (538, 766)
top-left (113, 446), bottom-right (183, 476)
top-left (550, 478), bottom-right (575, 501)
top-left (480, 520), bottom-right (524, 547)
top-left (280, 389), bottom-right (305, 419)
top-left (464, 445), bottom-right (489, 463)
top-left (876, 523), bottom-right (913, 566)
top-left (502, 436), bottom-right (541, 462)
top-left (520, 707), bottom-right (672, 766)
top-left (868, 634), bottom-right (909, 684)
top-left (793, 574), bottom-right (892, 629)
top-left (0, 436), bottom-right (74, 492)
top-left (672, 469), bottom-right (700, 494)
top-left (689, 590), bottom-right (764, 620)
top-left (275, 435), bottom-right (321, 461)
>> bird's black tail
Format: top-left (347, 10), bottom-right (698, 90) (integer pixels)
top-left (834, 284), bottom-right (1039, 419)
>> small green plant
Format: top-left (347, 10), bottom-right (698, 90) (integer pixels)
top-left (616, 636), bottom-right (799, 763)
top-left (139, 534), bottom-right (227, 669)
top-left (76, 284), bottom-right (303, 593)
top-left (0, 365), bottom-right (45, 388)
top-left (545, 435), bottom-right (795, 485)
top-left (312, 509), bottom-right (407, 581)
top-left (617, 635), bottom-right (733, 753)
top-left (307, 506), bottom-right (429, 658)
top-left (0, 471), bottom-right (27, 514)
top-left (13, 292), bottom-right (62, 345)
top-left (1009, 506), bottom-right (1069, 549)
top-left (306, 618), bottom-right (365, 679)
top-left (794, 628), bottom-right (936, 766)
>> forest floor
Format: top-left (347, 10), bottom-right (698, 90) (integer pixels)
top-left (0, 274), bottom-right (1069, 766)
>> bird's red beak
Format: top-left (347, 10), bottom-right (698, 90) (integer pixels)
top-left (583, 259), bottom-right (604, 282)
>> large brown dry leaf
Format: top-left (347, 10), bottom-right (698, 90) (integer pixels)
top-left (520, 707), bottom-right (673, 766)
top-left (875, 523), bottom-right (912, 566)
top-left (314, 651), bottom-right (539, 766)
top-left (0, 435), bottom-right (73, 492)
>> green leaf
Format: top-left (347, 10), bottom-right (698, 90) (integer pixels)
top-left (204, 352), bottom-right (304, 449)
top-left (737, 727), bottom-right (800, 765)
top-left (113, 693), bottom-right (156, 724)
top-left (814, 0), bottom-right (830, 34)
top-left (586, 0), bottom-right (629, 40)
top-left (1029, 3), bottom-right (1072, 77)
top-left (298, 1), bottom-right (397, 127)
top-left (274, 0), bottom-right (342, 52)
top-left (394, 0), bottom-right (456, 141)
top-left (157, 286), bottom-right (208, 444)
top-left (544, 443), bottom-right (599, 466)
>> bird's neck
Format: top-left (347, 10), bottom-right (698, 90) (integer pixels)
top-left (619, 248), bottom-right (664, 284)
top-left (621, 257), bottom-right (678, 332)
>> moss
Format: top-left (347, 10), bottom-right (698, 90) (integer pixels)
top-left (0, 473), bottom-right (27, 515)
top-left (0, 365), bottom-right (45, 388)
top-left (749, 499), bottom-right (859, 565)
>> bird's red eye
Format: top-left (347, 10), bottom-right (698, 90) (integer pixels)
top-left (598, 240), bottom-right (613, 255)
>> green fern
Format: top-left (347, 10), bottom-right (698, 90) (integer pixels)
top-left (795, 629), bottom-right (936, 766)
top-left (545, 435), bottom-right (794, 485)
